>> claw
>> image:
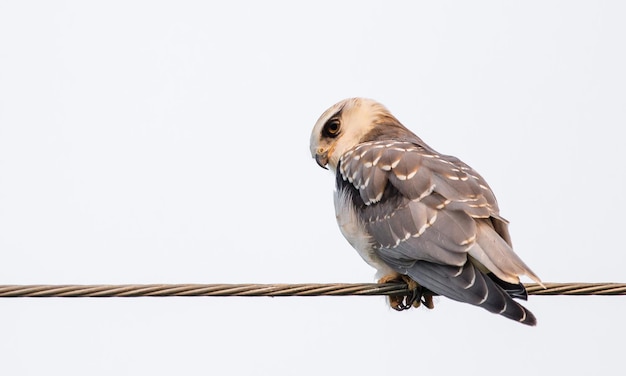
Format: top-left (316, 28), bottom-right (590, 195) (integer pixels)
top-left (421, 293), bottom-right (434, 309)
top-left (378, 273), bottom-right (435, 311)
top-left (404, 285), bottom-right (419, 307)
top-left (388, 293), bottom-right (410, 311)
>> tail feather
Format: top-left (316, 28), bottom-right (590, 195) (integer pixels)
top-left (405, 260), bottom-right (536, 326)
top-left (487, 272), bottom-right (528, 301)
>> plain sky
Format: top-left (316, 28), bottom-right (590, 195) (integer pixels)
top-left (1, 1), bottom-right (625, 375)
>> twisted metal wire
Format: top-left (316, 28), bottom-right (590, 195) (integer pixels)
top-left (0, 282), bottom-right (624, 298)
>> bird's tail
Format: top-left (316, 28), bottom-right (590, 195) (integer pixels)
top-left (405, 260), bottom-right (536, 326)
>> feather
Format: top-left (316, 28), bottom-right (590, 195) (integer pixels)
top-left (401, 260), bottom-right (536, 325)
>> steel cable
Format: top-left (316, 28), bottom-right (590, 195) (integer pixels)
top-left (0, 282), bottom-right (624, 298)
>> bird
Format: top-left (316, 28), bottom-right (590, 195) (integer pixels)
top-left (309, 98), bottom-right (543, 325)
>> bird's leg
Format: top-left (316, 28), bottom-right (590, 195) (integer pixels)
top-left (378, 273), bottom-right (435, 311)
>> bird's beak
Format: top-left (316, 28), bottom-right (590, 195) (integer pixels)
top-left (315, 150), bottom-right (329, 170)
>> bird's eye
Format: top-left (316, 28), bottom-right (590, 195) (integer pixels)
top-left (323, 118), bottom-right (341, 138)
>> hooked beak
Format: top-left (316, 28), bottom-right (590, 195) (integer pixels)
top-left (315, 150), bottom-right (329, 170)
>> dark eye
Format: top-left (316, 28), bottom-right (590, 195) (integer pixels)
top-left (323, 118), bottom-right (341, 138)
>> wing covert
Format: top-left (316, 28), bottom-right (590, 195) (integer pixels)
top-left (338, 140), bottom-right (497, 264)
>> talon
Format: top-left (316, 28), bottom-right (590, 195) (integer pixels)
top-left (400, 275), bottom-right (420, 308)
top-left (378, 273), bottom-right (434, 311)
top-left (397, 298), bottom-right (411, 311)
top-left (388, 293), bottom-right (411, 311)
top-left (404, 285), bottom-right (419, 307)
top-left (421, 292), bottom-right (435, 309)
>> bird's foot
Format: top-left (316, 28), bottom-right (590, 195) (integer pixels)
top-left (378, 273), bottom-right (435, 311)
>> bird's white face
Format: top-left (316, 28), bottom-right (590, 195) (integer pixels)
top-left (310, 98), bottom-right (389, 173)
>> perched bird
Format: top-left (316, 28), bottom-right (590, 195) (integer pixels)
top-left (310, 98), bottom-right (543, 325)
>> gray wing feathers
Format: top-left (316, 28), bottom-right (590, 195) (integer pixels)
top-left (340, 141), bottom-right (497, 212)
top-left (340, 142), bottom-right (438, 205)
top-left (338, 140), bottom-right (541, 323)
top-left (369, 202), bottom-right (469, 266)
top-left (471, 220), bottom-right (542, 285)
top-left (340, 140), bottom-right (541, 284)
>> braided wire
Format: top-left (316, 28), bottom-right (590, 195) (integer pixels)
top-left (0, 282), bottom-right (624, 298)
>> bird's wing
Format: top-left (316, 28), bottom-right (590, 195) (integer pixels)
top-left (338, 140), bottom-right (540, 324)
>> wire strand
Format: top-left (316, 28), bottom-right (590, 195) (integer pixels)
top-left (0, 283), bottom-right (624, 298)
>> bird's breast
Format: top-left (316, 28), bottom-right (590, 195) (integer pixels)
top-left (333, 187), bottom-right (396, 278)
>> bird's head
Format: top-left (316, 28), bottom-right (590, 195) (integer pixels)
top-left (310, 98), bottom-right (403, 173)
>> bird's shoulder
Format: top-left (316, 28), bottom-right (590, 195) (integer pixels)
top-left (337, 138), bottom-right (500, 218)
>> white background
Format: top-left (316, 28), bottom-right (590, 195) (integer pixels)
top-left (1, 1), bottom-right (625, 375)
